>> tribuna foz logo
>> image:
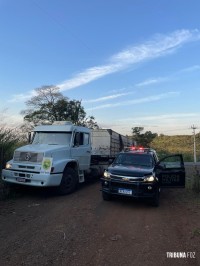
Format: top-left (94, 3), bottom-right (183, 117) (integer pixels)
top-left (166, 252), bottom-right (195, 259)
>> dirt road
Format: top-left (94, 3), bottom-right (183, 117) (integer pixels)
top-left (0, 180), bottom-right (199, 266)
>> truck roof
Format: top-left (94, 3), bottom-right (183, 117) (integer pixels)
top-left (34, 122), bottom-right (91, 133)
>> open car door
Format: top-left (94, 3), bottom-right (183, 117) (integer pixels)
top-left (155, 154), bottom-right (185, 188)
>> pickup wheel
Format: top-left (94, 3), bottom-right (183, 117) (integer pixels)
top-left (102, 191), bottom-right (112, 201)
top-left (58, 167), bottom-right (78, 195)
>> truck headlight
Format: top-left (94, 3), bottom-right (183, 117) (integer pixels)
top-left (6, 163), bottom-right (12, 169)
top-left (104, 170), bottom-right (111, 179)
top-left (144, 175), bottom-right (155, 182)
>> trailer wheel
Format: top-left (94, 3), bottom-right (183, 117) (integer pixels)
top-left (58, 167), bottom-right (78, 195)
top-left (102, 191), bottom-right (112, 201)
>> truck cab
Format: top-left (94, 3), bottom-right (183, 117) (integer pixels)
top-left (2, 121), bottom-right (91, 194)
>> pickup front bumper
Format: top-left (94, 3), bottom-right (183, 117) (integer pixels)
top-left (101, 178), bottom-right (159, 198)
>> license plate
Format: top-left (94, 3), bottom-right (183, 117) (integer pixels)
top-left (118, 188), bottom-right (132, 195)
top-left (16, 177), bottom-right (26, 183)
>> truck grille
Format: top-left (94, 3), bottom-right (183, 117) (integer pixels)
top-left (14, 151), bottom-right (43, 163)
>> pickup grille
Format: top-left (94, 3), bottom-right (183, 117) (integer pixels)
top-left (111, 174), bottom-right (144, 182)
top-left (14, 151), bottom-right (43, 163)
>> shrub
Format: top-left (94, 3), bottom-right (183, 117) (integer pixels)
top-left (0, 127), bottom-right (25, 175)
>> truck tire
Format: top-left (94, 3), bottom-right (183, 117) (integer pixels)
top-left (58, 167), bottom-right (78, 195)
top-left (102, 191), bottom-right (112, 201)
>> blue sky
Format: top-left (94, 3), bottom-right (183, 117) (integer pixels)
top-left (1, 0), bottom-right (200, 135)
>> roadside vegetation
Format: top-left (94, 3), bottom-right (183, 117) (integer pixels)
top-left (0, 127), bottom-right (26, 175)
top-left (151, 134), bottom-right (200, 162)
top-left (131, 126), bottom-right (200, 162)
top-left (0, 126), bottom-right (27, 199)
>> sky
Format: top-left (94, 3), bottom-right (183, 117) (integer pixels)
top-left (1, 0), bottom-right (200, 136)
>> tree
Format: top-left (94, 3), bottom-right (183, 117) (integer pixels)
top-left (21, 85), bottom-right (68, 125)
top-left (0, 127), bottom-right (22, 174)
top-left (132, 127), bottom-right (144, 136)
top-left (82, 116), bottom-right (99, 129)
top-left (132, 127), bottom-right (157, 147)
top-left (21, 85), bottom-right (99, 128)
top-left (47, 98), bottom-right (86, 125)
top-left (132, 127), bottom-right (144, 145)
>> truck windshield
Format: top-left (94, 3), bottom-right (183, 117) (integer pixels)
top-left (32, 132), bottom-right (72, 145)
top-left (114, 153), bottom-right (153, 168)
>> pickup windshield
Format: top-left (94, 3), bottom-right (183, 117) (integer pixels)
top-left (32, 132), bottom-right (72, 145)
top-left (114, 153), bottom-right (153, 168)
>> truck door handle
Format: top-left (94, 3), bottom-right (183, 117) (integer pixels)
top-left (87, 151), bottom-right (91, 153)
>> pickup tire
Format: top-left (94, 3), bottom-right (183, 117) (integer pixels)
top-left (58, 167), bottom-right (78, 195)
top-left (102, 191), bottom-right (112, 201)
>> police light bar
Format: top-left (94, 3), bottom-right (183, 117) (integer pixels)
top-left (124, 146), bottom-right (145, 152)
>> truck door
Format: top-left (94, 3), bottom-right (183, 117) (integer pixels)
top-left (71, 132), bottom-right (91, 170)
top-left (155, 154), bottom-right (185, 187)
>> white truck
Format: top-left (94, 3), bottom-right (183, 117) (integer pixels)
top-left (2, 122), bottom-right (131, 195)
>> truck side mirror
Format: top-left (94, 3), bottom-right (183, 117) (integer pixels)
top-left (28, 132), bottom-right (32, 143)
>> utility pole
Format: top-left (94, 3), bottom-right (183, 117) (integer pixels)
top-left (191, 125), bottom-right (197, 163)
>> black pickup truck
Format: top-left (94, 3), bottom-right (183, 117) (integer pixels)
top-left (101, 147), bottom-right (185, 206)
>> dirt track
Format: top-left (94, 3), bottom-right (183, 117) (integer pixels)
top-left (0, 180), bottom-right (200, 266)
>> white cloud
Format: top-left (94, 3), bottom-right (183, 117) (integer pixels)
top-left (179, 65), bottom-right (200, 73)
top-left (135, 64), bottom-right (200, 88)
top-left (118, 113), bottom-right (198, 122)
top-left (8, 90), bottom-right (36, 103)
top-left (135, 77), bottom-right (167, 87)
top-left (86, 91), bottom-right (179, 111)
top-left (58, 64), bottom-right (122, 92)
top-left (9, 29), bottom-right (200, 102)
top-left (58, 29), bottom-right (200, 92)
top-left (110, 29), bottom-right (200, 64)
top-left (83, 92), bottom-right (134, 103)
top-left (0, 110), bottom-right (23, 127)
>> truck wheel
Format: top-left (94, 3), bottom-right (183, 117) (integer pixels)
top-left (58, 167), bottom-right (78, 195)
top-left (102, 191), bottom-right (112, 201)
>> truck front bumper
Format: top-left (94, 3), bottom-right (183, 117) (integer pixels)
top-left (2, 169), bottom-right (62, 187)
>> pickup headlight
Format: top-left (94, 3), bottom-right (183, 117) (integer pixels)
top-left (144, 175), bottom-right (155, 182)
top-left (104, 170), bottom-right (111, 179)
top-left (6, 163), bottom-right (12, 169)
